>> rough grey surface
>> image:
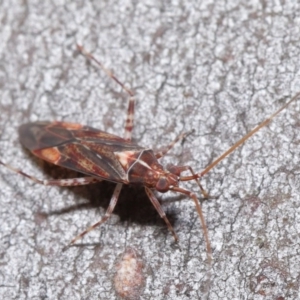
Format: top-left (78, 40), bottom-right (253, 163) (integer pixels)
top-left (0, 1), bottom-right (300, 299)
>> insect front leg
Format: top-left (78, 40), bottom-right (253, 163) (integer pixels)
top-left (168, 165), bottom-right (209, 198)
top-left (70, 183), bottom-right (123, 245)
top-left (155, 130), bottom-right (194, 159)
top-left (171, 186), bottom-right (212, 263)
top-left (0, 160), bottom-right (101, 186)
top-left (145, 187), bottom-right (178, 241)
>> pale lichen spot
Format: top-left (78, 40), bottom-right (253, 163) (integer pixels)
top-left (114, 248), bottom-right (145, 299)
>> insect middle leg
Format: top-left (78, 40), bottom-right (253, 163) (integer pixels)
top-left (70, 183), bottom-right (123, 245)
top-left (0, 160), bottom-right (101, 186)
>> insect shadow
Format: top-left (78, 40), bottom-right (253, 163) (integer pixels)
top-left (29, 155), bottom-right (179, 237)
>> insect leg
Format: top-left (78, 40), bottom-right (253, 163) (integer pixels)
top-left (155, 130), bottom-right (194, 159)
top-left (171, 186), bottom-right (212, 263)
top-left (0, 160), bottom-right (100, 186)
top-left (70, 183), bottom-right (123, 245)
top-left (145, 187), bottom-right (178, 241)
top-left (76, 45), bottom-right (135, 141)
top-left (123, 95), bottom-right (135, 141)
top-left (174, 165), bottom-right (209, 198)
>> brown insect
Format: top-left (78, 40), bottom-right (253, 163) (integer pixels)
top-left (0, 45), bottom-right (299, 263)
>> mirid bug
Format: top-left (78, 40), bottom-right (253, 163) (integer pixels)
top-left (0, 45), bottom-right (299, 264)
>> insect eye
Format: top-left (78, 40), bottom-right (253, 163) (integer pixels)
top-left (156, 177), bottom-right (169, 193)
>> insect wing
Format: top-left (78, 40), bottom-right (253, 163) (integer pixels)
top-left (19, 121), bottom-right (144, 183)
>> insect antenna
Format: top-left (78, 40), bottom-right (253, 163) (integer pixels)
top-left (174, 92), bottom-right (300, 285)
top-left (179, 92), bottom-right (300, 182)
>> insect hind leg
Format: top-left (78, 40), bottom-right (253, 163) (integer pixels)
top-left (69, 183), bottom-right (123, 245)
top-left (0, 160), bottom-right (100, 186)
top-left (76, 45), bottom-right (135, 141)
top-left (124, 96), bottom-right (135, 141)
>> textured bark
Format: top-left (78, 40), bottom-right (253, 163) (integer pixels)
top-left (0, 1), bottom-right (300, 299)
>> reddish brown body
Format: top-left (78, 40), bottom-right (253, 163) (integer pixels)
top-left (19, 121), bottom-right (178, 192)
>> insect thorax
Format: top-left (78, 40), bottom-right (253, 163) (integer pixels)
top-left (115, 149), bottom-right (178, 191)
